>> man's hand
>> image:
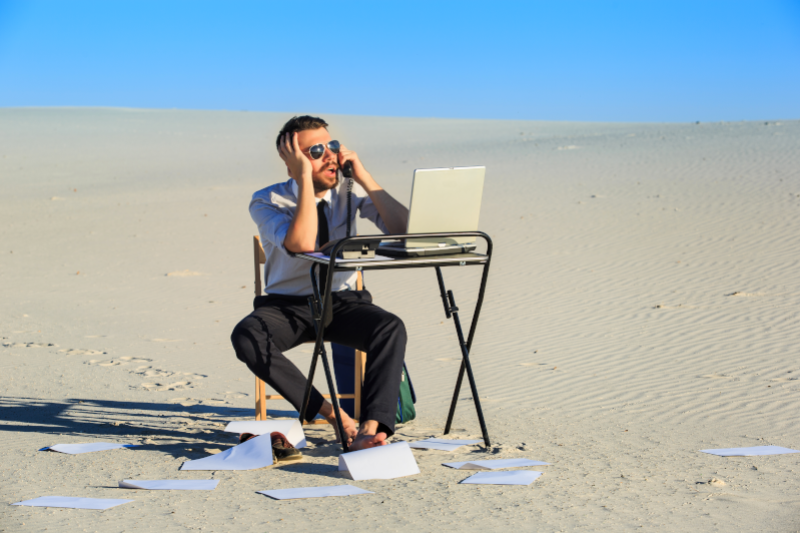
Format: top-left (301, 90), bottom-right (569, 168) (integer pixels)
top-left (338, 145), bottom-right (373, 188)
top-left (281, 132), bottom-right (317, 253)
top-left (278, 132), bottom-right (312, 183)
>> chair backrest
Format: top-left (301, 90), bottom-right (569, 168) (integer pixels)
top-left (254, 235), bottom-right (266, 297)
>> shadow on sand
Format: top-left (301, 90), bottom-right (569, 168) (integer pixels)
top-left (0, 395), bottom-right (321, 460)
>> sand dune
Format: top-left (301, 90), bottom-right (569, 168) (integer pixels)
top-left (1, 109), bottom-right (799, 532)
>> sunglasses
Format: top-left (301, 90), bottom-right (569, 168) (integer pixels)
top-left (304, 140), bottom-right (341, 160)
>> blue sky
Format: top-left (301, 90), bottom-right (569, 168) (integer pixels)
top-left (1, 0), bottom-right (798, 122)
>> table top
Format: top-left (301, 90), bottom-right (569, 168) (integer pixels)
top-left (294, 251), bottom-right (489, 271)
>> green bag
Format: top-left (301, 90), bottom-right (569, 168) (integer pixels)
top-left (330, 346), bottom-right (416, 423)
top-left (396, 363), bottom-right (416, 424)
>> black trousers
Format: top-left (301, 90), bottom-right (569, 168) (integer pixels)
top-left (230, 290), bottom-right (406, 436)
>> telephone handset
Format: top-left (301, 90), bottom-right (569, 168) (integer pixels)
top-left (341, 160), bottom-right (354, 178)
top-left (340, 160), bottom-right (355, 239)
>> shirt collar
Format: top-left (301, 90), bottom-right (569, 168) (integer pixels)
top-left (290, 180), bottom-right (333, 204)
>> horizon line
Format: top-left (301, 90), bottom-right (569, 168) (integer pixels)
top-left (2, 106), bottom-right (797, 125)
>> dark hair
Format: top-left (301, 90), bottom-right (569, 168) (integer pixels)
top-left (275, 115), bottom-right (329, 149)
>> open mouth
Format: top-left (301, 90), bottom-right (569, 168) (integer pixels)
top-left (324, 165), bottom-right (338, 177)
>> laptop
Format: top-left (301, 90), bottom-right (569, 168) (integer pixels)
top-left (378, 166), bottom-right (486, 258)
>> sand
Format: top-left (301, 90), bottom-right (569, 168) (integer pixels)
top-left (1, 108), bottom-right (799, 532)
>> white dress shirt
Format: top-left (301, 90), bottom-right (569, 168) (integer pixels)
top-left (249, 177), bottom-right (389, 296)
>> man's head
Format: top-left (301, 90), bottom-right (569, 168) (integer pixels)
top-left (277, 115), bottom-right (339, 193)
top-left (275, 115), bottom-right (329, 150)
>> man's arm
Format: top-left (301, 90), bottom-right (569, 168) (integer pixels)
top-left (280, 132), bottom-right (318, 253)
top-left (339, 146), bottom-right (409, 234)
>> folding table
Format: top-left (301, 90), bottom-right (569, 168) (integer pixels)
top-left (294, 232), bottom-right (493, 452)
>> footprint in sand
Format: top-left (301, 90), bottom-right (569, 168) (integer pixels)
top-left (3, 342), bottom-right (59, 348)
top-left (62, 348), bottom-right (108, 356)
top-left (131, 366), bottom-right (207, 380)
top-left (520, 362), bottom-right (548, 367)
top-left (86, 356), bottom-right (151, 366)
top-left (436, 357), bottom-right (459, 362)
top-left (137, 381), bottom-right (195, 392)
top-left (84, 357), bottom-right (206, 392)
top-left (167, 398), bottom-right (200, 406)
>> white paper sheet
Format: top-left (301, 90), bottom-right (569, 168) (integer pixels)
top-left (40, 443), bottom-right (139, 454)
top-left (180, 433), bottom-right (273, 470)
top-left (258, 485), bottom-right (373, 500)
top-left (700, 445), bottom-right (800, 457)
top-left (338, 442), bottom-right (420, 480)
top-left (119, 480), bottom-right (219, 490)
top-left (224, 420), bottom-right (306, 448)
top-left (443, 458), bottom-right (550, 470)
top-left (460, 471), bottom-right (543, 485)
top-left (12, 496), bottom-right (134, 510)
top-left (408, 438), bottom-right (483, 451)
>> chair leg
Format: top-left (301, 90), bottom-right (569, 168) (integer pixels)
top-left (253, 371), bottom-right (356, 423)
top-left (353, 271), bottom-right (365, 421)
top-left (354, 349), bottom-right (365, 421)
top-left (255, 377), bottom-right (267, 421)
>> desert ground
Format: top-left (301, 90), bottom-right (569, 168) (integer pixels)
top-left (1, 108), bottom-right (799, 532)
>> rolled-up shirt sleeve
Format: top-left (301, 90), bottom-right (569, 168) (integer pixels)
top-left (249, 194), bottom-right (294, 256)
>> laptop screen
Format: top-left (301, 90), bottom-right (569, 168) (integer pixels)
top-left (405, 166), bottom-right (485, 247)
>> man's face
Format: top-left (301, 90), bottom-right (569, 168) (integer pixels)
top-left (293, 127), bottom-right (338, 193)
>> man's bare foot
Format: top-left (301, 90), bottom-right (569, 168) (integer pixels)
top-left (348, 432), bottom-right (388, 451)
top-left (318, 401), bottom-right (358, 445)
top-left (327, 412), bottom-right (358, 445)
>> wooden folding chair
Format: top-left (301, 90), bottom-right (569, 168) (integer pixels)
top-left (252, 235), bottom-right (366, 424)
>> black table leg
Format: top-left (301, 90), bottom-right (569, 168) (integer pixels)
top-left (299, 263), bottom-right (350, 453)
top-left (436, 267), bottom-right (491, 447)
top-left (298, 265), bottom-right (322, 431)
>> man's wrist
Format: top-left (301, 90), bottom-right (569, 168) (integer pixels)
top-left (295, 173), bottom-right (314, 191)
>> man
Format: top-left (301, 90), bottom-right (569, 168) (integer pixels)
top-left (231, 115), bottom-right (409, 451)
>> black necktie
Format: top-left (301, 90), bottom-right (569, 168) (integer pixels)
top-left (317, 200), bottom-right (329, 294)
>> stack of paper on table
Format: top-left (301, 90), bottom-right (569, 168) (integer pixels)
top-left (408, 438), bottom-right (483, 451)
top-left (339, 442), bottom-right (420, 480)
top-left (224, 420), bottom-right (306, 448)
top-left (181, 433), bottom-right (273, 471)
top-left (700, 445), bottom-right (800, 457)
top-left (119, 480), bottom-right (219, 490)
top-left (305, 252), bottom-right (395, 263)
top-left (40, 443), bottom-right (139, 454)
top-left (443, 458), bottom-right (550, 470)
top-left (258, 485), bottom-right (372, 500)
top-left (460, 471), bottom-right (543, 485)
top-left (12, 496), bottom-right (134, 510)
